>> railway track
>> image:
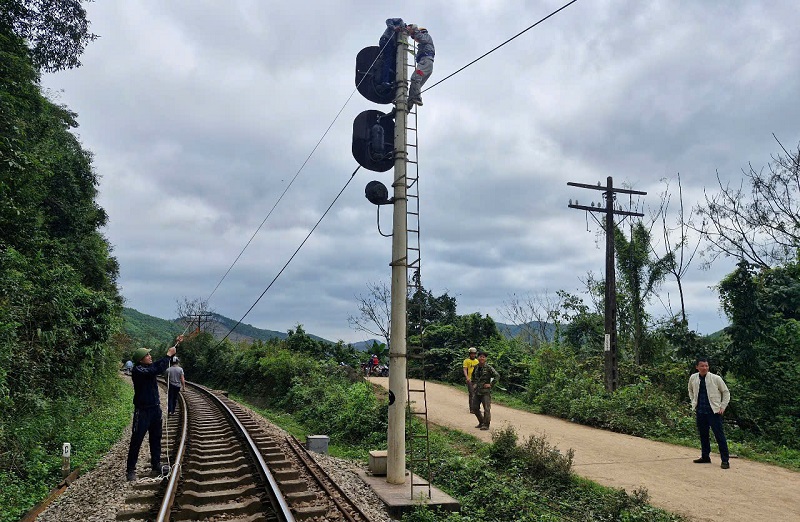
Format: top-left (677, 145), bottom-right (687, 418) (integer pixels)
top-left (115, 381), bottom-right (373, 522)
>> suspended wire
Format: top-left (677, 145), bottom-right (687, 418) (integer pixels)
top-left (214, 165), bottom-right (362, 347)
top-left (205, 37), bottom-right (396, 304)
top-left (422, 0), bottom-right (581, 94)
top-left (205, 5), bottom-right (584, 338)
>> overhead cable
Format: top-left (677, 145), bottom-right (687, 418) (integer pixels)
top-left (423, 0), bottom-right (580, 93)
top-left (205, 38), bottom-right (394, 303)
top-left (214, 165), bottom-right (362, 347)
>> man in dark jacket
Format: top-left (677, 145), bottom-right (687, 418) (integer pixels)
top-left (125, 336), bottom-right (181, 481)
top-left (471, 351), bottom-right (500, 431)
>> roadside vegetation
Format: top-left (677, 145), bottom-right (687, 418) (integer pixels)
top-left (3, 0), bottom-right (799, 520)
top-left (182, 331), bottom-right (683, 521)
top-left (1, 5), bottom-right (127, 521)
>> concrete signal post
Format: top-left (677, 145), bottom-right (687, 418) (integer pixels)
top-left (386, 31), bottom-right (409, 486)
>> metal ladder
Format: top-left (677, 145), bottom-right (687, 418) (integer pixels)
top-left (403, 65), bottom-right (433, 499)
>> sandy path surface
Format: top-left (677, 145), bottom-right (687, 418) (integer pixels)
top-left (370, 377), bottom-right (800, 522)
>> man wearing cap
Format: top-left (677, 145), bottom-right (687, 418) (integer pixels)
top-left (405, 23), bottom-right (434, 109)
top-left (125, 336), bottom-right (182, 481)
top-left (463, 347), bottom-right (479, 413)
top-left (471, 351), bottom-right (500, 431)
top-left (166, 356), bottom-right (185, 415)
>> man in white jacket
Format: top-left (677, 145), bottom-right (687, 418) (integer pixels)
top-left (688, 357), bottom-right (731, 469)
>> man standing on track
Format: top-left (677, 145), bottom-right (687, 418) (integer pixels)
top-left (688, 357), bottom-right (731, 469)
top-left (166, 356), bottom-right (185, 415)
top-left (471, 351), bottom-right (500, 431)
top-left (463, 347), bottom-right (479, 414)
top-left (125, 336), bottom-right (182, 481)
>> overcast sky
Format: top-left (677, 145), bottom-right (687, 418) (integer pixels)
top-left (42, 0), bottom-right (800, 343)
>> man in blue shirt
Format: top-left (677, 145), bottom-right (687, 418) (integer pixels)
top-left (125, 336), bottom-right (181, 481)
top-left (688, 357), bottom-right (731, 469)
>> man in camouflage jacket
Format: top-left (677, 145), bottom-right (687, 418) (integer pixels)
top-left (471, 351), bottom-right (500, 430)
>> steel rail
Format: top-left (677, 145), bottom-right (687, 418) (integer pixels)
top-left (286, 435), bottom-right (372, 522)
top-left (191, 382), bottom-right (296, 522)
top-left (155, 388), bottom-right (188, 522)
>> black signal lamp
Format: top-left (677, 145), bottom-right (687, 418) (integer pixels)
top-left (365, 181), bottom-right (393, 205)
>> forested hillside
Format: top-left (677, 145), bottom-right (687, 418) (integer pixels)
top-left (121, 308), bottom-right (182, 350)
top-left (0, 6), bottom-right (124, 520)
top-left (120, 307), bottom-right (326, 351)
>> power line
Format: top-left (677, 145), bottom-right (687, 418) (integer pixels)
top-left (205, 38), bottom-right (395, 303)
top-left (215, 165), bottom-right (362, 347)
top-left (423, 0), bottom-right (581, 93)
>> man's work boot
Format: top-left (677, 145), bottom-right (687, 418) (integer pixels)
top-left (693, 457), bottom-right (711, 463)
top-left (126, 470), bottom-right (136, 482)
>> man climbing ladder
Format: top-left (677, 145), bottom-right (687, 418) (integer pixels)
top-left (406, 23), bottom-right (434, 109)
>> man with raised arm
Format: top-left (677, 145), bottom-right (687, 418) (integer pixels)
top-left (125, 335), bottom-right (182, 481)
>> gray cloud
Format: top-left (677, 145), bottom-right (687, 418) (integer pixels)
top-left (42, 0), bottom-right (800, 342)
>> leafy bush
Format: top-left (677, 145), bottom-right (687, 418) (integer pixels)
top-left (0, 379), bottom-right (132, 522)
top-left (490, 426), bottom-right (573, 482)
top-left (284, 369), bottom-right (387, 446)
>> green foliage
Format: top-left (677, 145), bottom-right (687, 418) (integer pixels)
top-left (285, 371), bottom-right (388, 446)
top-left (614, 222), bottom-right (672, 365)
top-left (0, 378), bottom-right (133, 522)
top-left (411, 313), bottom-right (504, 382)
top-left (717, 259), bottom-right (800, 445)
top-left (0, 25), bottom-right (122, 518)
top-left (400, 426), bottom-right (682, 522)
top-left (489, 426), bottom-right (573, 482)
top-left (1, 0), bottom-right (98, 73)
top-left (120, 307), bottom-right (182, 354)
top-left (408, 272), bottom-right (457, 336)
top-left (180, 333), bottom-right (388, 446)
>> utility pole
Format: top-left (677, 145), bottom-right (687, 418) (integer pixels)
top-left (386, 31), bottom-right (409, 485)
top-left (567, 177), bottom-right (645, 391)
top-left (185, 311), bottom-right (213, 335)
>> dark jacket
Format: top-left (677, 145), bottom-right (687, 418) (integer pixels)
top-left (132, 356), bottom-right (170, 408)
top-left (472, 363), bottom-right (500, 396)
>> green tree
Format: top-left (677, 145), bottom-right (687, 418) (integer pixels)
top-left (0, 20), bottom-right (120, 510)
top-left (0, 0), bottom-right (98, 72)
top-left (408, 270), bottom-right (457, 336)
top-left (717, 258), bottom-right (800, 443)
top-left (614, 221), bottom-right (672, 364)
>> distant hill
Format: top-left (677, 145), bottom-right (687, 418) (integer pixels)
top-left (122, 307), bottom-right (341, 347)
top-left (351, 339), bottom-right (384, 352)
top-left (496, 321), bottom-right (556, 342)
top-left (122, 308), bottom-right (183, 348)
top-left (122, 308), bottom-right (563, 350)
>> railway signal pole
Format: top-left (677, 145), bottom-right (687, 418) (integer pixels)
top-left (567, 177), bottom-right (645, 391)
top-left (386, 31), bottom-right (410, 486)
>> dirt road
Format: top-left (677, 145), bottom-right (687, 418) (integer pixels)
top-left (370, 378), bottom-right (800, 522)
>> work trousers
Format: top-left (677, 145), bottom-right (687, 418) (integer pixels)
top-left (471, 393), bottom-right (492, 428)
top-left (126, 406), bottom-right (162, 473)
top-left (408, 57), bottom-right (434, 101)
top-left (696, 411), bottom-right (729, 462)
top-left (466, 381), bottom-right (476, 413)
top-left (167, 385), bottom-right (181, 414)
top-left (379, 43), bottom-right (396, 85)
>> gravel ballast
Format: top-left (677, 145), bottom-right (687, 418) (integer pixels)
top-left (34, 381), bottom-right (397, 522)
